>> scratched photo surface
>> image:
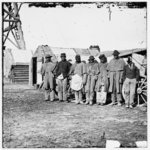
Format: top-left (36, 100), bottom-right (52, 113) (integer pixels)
top-left (2, 2), bottom-right (147, 148)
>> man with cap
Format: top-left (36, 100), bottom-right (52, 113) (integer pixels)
top-left (122, 56), bottom-right (139, 108)
top-left (69, 55), bottom-right (87, 104)
top-left (55, 53), bottom-right (71, 102)
top-left (41, 54), bottom-right (56, 101)
top-left (95, 54), bottom-right (109, 105)
top-left (107, 50), bottom-right (125, 106)
top-left (85, 55), bottom-right (99, 105)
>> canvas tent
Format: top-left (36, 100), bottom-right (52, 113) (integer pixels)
top-left (31, 45), bottom-right (146, 86)
top-left (31, 45), bottom-right (77, 85)
top-left (99, 48), bottom-right (146, 63)
top-left (50, 47), bottom-right (76, 63)
top-left (31, 45), bottom-right (101, 85)
top-left (73, 48), bottom-right (90, 63)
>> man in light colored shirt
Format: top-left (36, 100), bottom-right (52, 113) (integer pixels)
top-left (69, 55), bottom-right (87, 104)
top-left (107, 50), bottom-right (125, 106)
top-left (85, 56), bottom-right (99, 105)
top-left (41, 54), bottom-right (56, 101)
top-left (95, 54), bottom-right (108, 105)
top-left (122, 56), bottom-right (139, 108)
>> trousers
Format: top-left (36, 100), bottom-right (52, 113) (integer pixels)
top-left (75, 90), bottom-right (82, 102)
top-left (111, 72), bottom-right (122, 103)
top-left (85, 75), bottom-right (97, 103)
top-left (45, 90), bottom-right (55, 101)
top-left (123, 78), bottom-right (136, 105)
top-left (96, 86), bottom-right (107, 103)
top-left (57, 78), bottom-right (68, 101)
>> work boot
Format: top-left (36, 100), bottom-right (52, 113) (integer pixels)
top-left (75, 100), bottom-right (80, 104)
top-left (125, 105), bottom-right (129, 108)
top-left (79, 101), bottom-right (84, 104)
top-left (45, 99), bottom-right (50, 102)
top-left (129, 105), bottom-right (133, 108)
top-left (85, 101), bottom-right (89, 105)
top-left (117, 102), bottom-right (122, 106)
top-left (101, 103), bottom-right (105, 106)
top-left (50, 99), bottom-right (54, 102)
top-left (109, 102), bottom-right (116, 106)
top-left (76, 101), bottom-right (80, 105)
top-left (89, 101), bottom-right (93, 105)
top-left (66, 100), bottom-right (70, 103)
top-left (59, 100), bottom-right (63, 102)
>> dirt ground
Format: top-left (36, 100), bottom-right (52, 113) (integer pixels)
top-left (3, 84), bottom-right (147, 148)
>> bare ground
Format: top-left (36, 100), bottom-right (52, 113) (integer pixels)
top-left (3, 84), bottom-right (147, 148)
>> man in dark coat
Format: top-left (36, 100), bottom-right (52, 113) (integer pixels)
top-left (55, 53), bottom-right (71, 102)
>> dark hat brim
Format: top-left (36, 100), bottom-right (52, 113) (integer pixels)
top-left (45, 55), bottom-right (52, 58)
top-left (88, 58), bottom-right (95, 61)
top-left (99, 54), bottom-right (105, 59)
top-left (113, 50), bottom-right (120, 55)
top-left (113, 52), bottom-right (120, 55)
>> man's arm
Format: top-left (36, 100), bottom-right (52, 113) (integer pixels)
top-left (40, 64), bottom-right (45, 76)
top-left (135, 66), bottom-right (140, 81)
top-left (55, 62), bottom-right (60, 77)
top-left (67, 61), bottom-right (72, 76)
top-left (69, 63), bottom-right (75, 75)
top-left (122, 65), bottom-right (126, 82)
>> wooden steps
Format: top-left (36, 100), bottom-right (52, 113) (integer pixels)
top-left (13, 65), bottom-right (29, 84)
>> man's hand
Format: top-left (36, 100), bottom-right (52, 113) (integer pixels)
top-left (82, 80), bottom-right (86, 86)
top-left (94, 75), bottom-right (98, 80)
top-left (68, 75), bottom-right (72, 80)
top-left (119, 78), bottom-right (123, 84)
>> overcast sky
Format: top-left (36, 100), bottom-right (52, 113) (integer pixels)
top-left (5, 3), bottom-right (146, 52)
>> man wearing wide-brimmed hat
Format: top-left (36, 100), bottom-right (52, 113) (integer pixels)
top-left (55, 53), bottom-right (71, 102)
top-left (107, 50), bottom-right (125, 106)
top-left (95, 54), bottom-right (109, 105)
top-left (69, 55), bottom-right (87, 104)
top-left (85, 55), bottom-right (99, 105)
top-left (41, 54), bottom-right (56, 101)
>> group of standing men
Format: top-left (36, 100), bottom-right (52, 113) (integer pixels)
top-left (41, 50), bottom-right (139, 108)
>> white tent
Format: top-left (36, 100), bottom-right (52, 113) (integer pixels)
top-left (10, 49), bottom-right (33, 65)
top-left (50, 47), bottom-right (76, 63)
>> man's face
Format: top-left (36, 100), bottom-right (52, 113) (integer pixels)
top-left (127, 59), bottom-right (132, 65)
top-left (89, 59), bottom-right (94, 63)
top-left (61, 56), bottom-right (66, 61)
top-left (100, 58), bottom-right (105, 63)
top-left (76, 56), bottom-right (81, 63)
top-left (46, 57), bottom-right (50, 62)
top-left (114, 55), bottom-right (119, 59)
